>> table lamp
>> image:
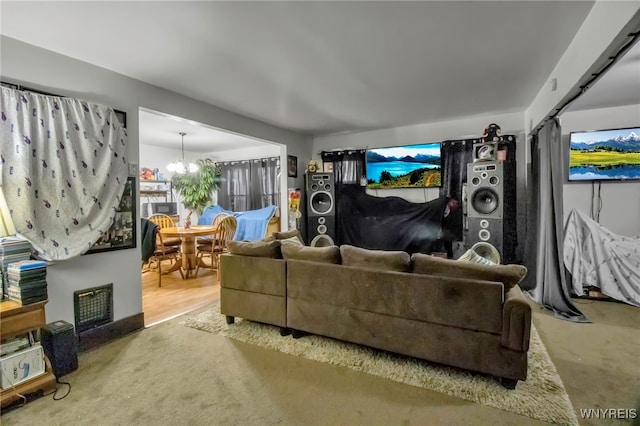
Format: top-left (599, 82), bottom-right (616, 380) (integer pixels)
top-left (0, 187), bottom-right (17, 237)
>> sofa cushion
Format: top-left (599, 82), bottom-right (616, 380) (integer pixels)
top-left (274, 229), bottom-right (305, 245)
top-left (340, 245), bottom-right (410, 272)
top-left (282, 244), bottom-right (341, 264)
top-left (227, 240), bottom-right (282, 258)
top-left (411, 253), bottom-right (527, 290)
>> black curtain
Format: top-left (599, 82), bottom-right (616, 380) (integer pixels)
top-left (439, 139), bottom-right (474, 241)
top-left (321, 150), bottom-right (366, 194)
top-left (321, 150), bottom-right (366, 245)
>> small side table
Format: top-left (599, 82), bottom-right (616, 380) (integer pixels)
top-left (0, 300), bottom-right (57, 408)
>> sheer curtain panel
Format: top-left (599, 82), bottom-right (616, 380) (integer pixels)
top-left (0, 88), bottom-right (128, 260)
top-left (218, 157), bottom-right (279, 212)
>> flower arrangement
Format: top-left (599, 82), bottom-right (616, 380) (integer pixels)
top-left (185, 210), bottom-right (193, 229)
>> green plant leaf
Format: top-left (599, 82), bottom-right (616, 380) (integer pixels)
top-left (171, 158), bottom-right (222, 215)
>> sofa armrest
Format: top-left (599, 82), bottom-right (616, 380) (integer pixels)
top-left (501, 285), bottom-right (531, 352)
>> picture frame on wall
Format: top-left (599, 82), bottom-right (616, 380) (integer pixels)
top-left (288, 155), bottom-right (298, 178)
top-left (86, 177), bottom-right (136, 254)
top-left (114, 109), bottom-right (127, 128)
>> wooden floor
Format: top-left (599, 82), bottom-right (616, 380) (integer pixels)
top-left (142, 260), bottom-right (220, 327)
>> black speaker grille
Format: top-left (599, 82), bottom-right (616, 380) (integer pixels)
top-left (310, 192), bottom-right (332, 214)
top-left (471, 188), bottom-right (499, 214)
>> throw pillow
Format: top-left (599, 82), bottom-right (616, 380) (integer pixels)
top-left (227, 240), bottom-right (282, 258)
top-left (273, 229), bottom-right (305, 245)
top-left (280, 236), bottom-right (304, 246)
top-left (410, 253), bottom-right (527, 290)
top-left (340, 245), bottom-right (410, 272)
top-left (281, 244), bottom-right (341, 264)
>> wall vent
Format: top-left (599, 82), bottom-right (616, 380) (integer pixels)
top-left (73, 283), bottom-right (113, 333)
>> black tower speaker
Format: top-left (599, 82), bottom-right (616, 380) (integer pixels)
top-left (306, 172), bottom-right (336, 247)
top-left (466, 161), bottom-right (504, 257)
top-left (42, 320), bottom-right (78, 378)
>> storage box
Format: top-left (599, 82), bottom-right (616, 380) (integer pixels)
top-left (0, 345), bottom-right (45, 390)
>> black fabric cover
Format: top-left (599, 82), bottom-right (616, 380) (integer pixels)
top-left (141, 218), bottom-right (159, 262)
top-left (336, 186), bottom-right (449, 254)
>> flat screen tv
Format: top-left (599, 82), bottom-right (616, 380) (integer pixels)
top-left (366, 142), bottom-right (441, 189)
top-left (568, 127), bottom-right (640, 181)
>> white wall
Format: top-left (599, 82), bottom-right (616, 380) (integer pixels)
top-left (313, 112), bottom-right (529, 259)
top-left (560, 104), bottom-right (640, 237)
top-left (211, 144), bottom-right (280, 162)
top-left (139, 141), bottom-right (285, 227)
top-left (526, 1), bottom-right (640, 134)
top-left (1, 36), bottom-right (310, 326)
top-left (314, 111), bottom-right (525, 202)
top-left (138, 143), bottom-right (190, 219)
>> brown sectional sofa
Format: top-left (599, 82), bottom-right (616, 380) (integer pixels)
top-left (219, 241), bottom-right (531, 388)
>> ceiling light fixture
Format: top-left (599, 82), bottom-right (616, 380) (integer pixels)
top-left (167, 132), bottom-right (198, 174)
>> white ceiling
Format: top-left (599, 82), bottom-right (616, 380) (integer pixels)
top-left (2, 1), bottom-right (636, 151)
top-left (564, 38), bottom-right (640, 113)
top-left (139, 108), bottom-right (275, 153)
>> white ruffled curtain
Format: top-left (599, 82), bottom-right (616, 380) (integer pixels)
top-left (0, 87), bottom-right (128, 261)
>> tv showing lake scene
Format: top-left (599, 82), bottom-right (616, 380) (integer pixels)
top-left (569, 127), bottom-right (640, 181)
top-left (366, 143), bottom-right (441, 189)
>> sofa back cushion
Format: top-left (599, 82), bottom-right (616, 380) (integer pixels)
top-left (340, 245), bottom-right (410, 272)
top-left (411, 253), bottom-right (527, 291)
top-left (227, 240), bottom-right (282, 258)
top-left (282, 244), bottom-right (341, 264)
top-left (273, 229), bottom-right (305, 245)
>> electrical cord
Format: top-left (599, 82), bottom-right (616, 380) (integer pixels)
top-left (51, 378), bottom-right (71, 400)
top-left (595, 181), bottom-right (602, 222)
top-left (590, 180), bottom-right (603, 223)
top-left (0, 369), bottom-right (28, 407)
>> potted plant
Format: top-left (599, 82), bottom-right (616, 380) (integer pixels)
top-left (171, 158), bottom-right (222, 215)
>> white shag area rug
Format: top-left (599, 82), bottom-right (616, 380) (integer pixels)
top-left (181, 304), bottom-right (577, 425)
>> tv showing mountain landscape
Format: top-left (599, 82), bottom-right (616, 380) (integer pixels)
top-left (569, 127), bottom-right (640, 181)
top-left (366, 143), bottom-right (441, 189)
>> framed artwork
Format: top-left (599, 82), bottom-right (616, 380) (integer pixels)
top-left (288, 155), bottom-right (298, 178)
top-left (86, 177), bottom-right (136, 254)
top-left (114, 109), bottom-right (127, 128)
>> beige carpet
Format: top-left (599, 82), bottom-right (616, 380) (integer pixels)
top-left (181, 304), bottom-right (578, 425)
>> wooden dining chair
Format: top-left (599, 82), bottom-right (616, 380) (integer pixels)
top-left (194, 215), bottom-right (237, 278)
top-left (147, 226), bottom-right (184, 287)
top-left (195, 212), bottom-right (230, 246)
top-left (148, 213), bottom-right (181, 248)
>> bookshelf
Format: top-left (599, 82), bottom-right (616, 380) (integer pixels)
top-left (0, 300), bottom-right (56, 408)
top-left (140, 180), bottom-right (173, 201)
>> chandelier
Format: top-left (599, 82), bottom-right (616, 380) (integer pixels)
top-left (167, 132), bottom-right (198, 174)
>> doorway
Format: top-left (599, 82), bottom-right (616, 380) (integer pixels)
top-left (139, 108), bottom-right (287, 326)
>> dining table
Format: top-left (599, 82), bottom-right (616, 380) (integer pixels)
top-left (160, 224), bottom-right (218, 279)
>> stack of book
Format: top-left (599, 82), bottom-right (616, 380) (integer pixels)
top-left (0, 237), bottom-right (33, 300)
top-left (6, 260), bottom-right (48, 305)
